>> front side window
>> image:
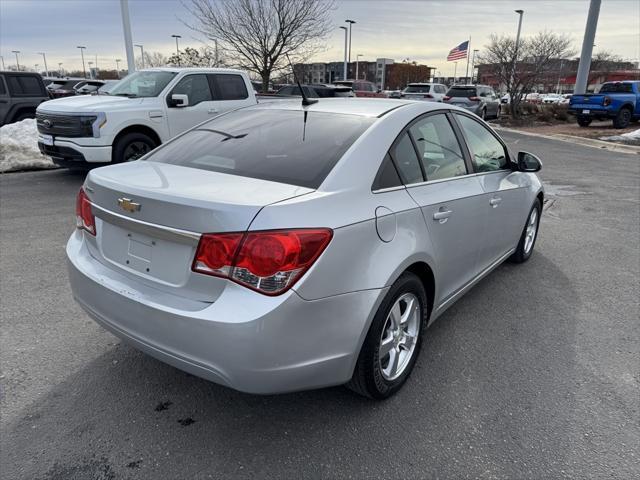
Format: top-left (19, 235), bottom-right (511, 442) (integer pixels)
top-left (455, 114), bottom-right (508, 172)
top-left (409, 114), bottom-right (467, 181)
top-left (147, 109), bottom-right (374, 189)
top-left (171, 74), bottom-right (212, 106)
top-left (109, 71), bottom-right (177, 98)
top-left (390, 133), bottom-right (423, 184)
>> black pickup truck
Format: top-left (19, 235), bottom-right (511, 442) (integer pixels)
top-left (0, 71), bottom-right (51, 126)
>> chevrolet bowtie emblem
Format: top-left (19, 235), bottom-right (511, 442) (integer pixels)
top-left (117, 197), bottom-right (141, 213)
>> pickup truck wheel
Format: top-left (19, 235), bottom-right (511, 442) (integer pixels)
top-left (576, 116), bottom-right (592, 127)
top-left (613, 108), bottom-right (632, 129)
top-left (113, 132), bottom-right (157, 163)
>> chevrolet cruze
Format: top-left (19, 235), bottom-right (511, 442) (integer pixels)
top-left (67, 98), bottom-right (543, 399)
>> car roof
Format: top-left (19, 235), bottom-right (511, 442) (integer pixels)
top-left (253, 97), bottom-right (431, 117)
top-left (140, 67), bottom-right (246, 75)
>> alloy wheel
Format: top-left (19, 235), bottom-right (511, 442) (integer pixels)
top-left (524, 208), bottom-right (538, 254)
top-left (378, 293), bottom-right (421, 381)
top-left (124, 141), bottom-right (151, 161)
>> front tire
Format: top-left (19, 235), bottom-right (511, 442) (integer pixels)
top-left (577, 116), bottom-right (592, 127)
top-left (613, 108), bottom-right (632, 129)
top-left (113, 132), bottom-right (157, 163)
top-left (347, 272), bottom-right (427, 399)
top-left (509, 199), bottom-right (541, 263)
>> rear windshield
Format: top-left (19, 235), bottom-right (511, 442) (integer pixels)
top-left (147, 109), bottom-right (375, 188)
top-left (446, 87), bottom-right (476, 97)
top-left (405, 85), bottom-right (430, 93)
top-left (598, 83), bottom-right (633, 93)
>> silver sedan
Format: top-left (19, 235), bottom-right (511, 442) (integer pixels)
top-left (67, 98), bottom-right (543, 399)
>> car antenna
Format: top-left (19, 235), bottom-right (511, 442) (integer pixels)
top-left (286, 53), bottom-right (318, 107)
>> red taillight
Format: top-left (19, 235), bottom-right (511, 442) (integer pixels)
top-left (603, 96), bottom-right (611, 106)
top-left (75, 187), bottom-right (95, 236)
top-left (424, 94), bottom-right (433, 99)
top-left (469, 96), bottom-right (480, 102)
top-left (192, 229), bottom-right (333, 295)
top-left (443, 96), bottom-right (451, 101)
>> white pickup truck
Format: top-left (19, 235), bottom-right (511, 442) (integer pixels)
top-left (36, 68), bottom-right (257, 168)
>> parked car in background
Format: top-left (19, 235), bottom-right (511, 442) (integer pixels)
top-left (569, 81), bottom-right (640, 128)
top-left (524, 92), bottom-right (543, 104)
top-left (75, 80), bottom-right (106, 95)
top-left (67, 98), bottom-right (544, 399)
top-left (0, 71), bottom-right (50, 126)
top-left (384, 90), bottom-right (402, 98)
top-left (273, 84), bottom-right (354, 98)
top-left (559, 94), bottom-right (572, 105)
top-left (542, 93), bottom-right (563, 104)
top-left (334, 80), bottom-right (386, 98)
top-left (443, 85), bottom-right (500, 119)
top-left (500, 93), bottom-right (511, 104)
top-left (36, 68), bottom-right (257, 168)
top-left (46, 78), bottom-right (85, 98)
top-left (400, 83), bottom-right (448, 102)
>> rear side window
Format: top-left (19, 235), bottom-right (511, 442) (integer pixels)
top-left (373, 154), bottom-right (403, 190)
top-left (211, 74), bottom-right (248, 100)
top-left (455, 114), bottom-right (509, 172)
top-left (409, 114), bottom-right (467, 181)
top-left (147, 109), bottom-right (374, 188)
top-left (390, 133), bottom-right (423, 184)
top-left (446, 87), bottom-right (476, 98)
top-left (7, 75), bottom-right (44, 96)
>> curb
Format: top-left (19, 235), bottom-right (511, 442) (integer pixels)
top-left (492, 126), bottom-right (640, 155)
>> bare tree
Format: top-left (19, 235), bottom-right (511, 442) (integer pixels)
top-left (167, 46), bottom-right (220, 67)
top-left (479, 31), bottom-right (574, 119)
top-left (135, 51), bottom-right (170, 69)
top-left (587, 51), bottom-right (629, 85)
top-left (183, 0), bottom-right (334, 92)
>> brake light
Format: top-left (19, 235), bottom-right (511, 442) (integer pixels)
top-left (75, 187), bottom-right (95, 235)
top-left (192, 229), bottom-right (333, 295)
top-left (443, 96), bottom-right (451, 101)
top-left (469, 96), bottom-right (480, 102)
top-left (603, 96), bottom-right (611, 106)
top-left (424, 94), bottom-right (433, 99)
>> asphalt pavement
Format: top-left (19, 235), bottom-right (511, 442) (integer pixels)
top-left (1, 131), bottom-right (638, 479)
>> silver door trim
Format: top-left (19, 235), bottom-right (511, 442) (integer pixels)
top-left (90, 203), bottom-right (201, 245)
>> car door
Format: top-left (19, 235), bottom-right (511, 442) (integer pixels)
top-left (208, 73), bottom-right (251, 113)
top-left (395, 112), bottom-right (487, 305)
top-left (0, 76), bottom-right (9, 125)
top-left (453, 113), bottom-right (527, 268)
top-left (165, 74), bottom-right (215, 137)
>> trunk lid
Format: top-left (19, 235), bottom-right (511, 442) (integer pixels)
top-left (84, 161), bottom-right (313, 301)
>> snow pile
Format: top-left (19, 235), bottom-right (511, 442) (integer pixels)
top-left (0, 119), bottom-right (57, 172)
top-left (600, 128), bottom-right (640, 143)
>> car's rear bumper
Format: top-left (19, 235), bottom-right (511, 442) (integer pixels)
top-left (67, 230), bottom-right (383, 394)
top-left (568, 107), bottom-right (615, 118)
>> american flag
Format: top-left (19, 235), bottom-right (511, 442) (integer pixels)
top-left (447, 41), bottom-right (469, 61)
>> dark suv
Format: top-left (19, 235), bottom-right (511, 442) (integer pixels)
top-left (0, 72), bottom-right (50, 126)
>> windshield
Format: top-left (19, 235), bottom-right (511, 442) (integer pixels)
top-left (405, 85), bottom-right (431, 93)
top-left (147, 109), bottom-right (375, 188)
top-left (109, 71), bottom-right (177, 97)
top-left (598, 83), bottom-right (633, 93)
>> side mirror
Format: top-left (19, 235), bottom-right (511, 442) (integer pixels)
top-left (169, 93), bottom-right (189, 108)
top-left (517, 151), bottom-right (542, 172)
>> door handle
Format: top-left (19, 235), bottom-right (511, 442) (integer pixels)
top-left (207, 108), bottom-right (219, 114)
top-left (489, 196), bottom-right (502, 207)
top-left (433, 209), bottom-right (452, 223)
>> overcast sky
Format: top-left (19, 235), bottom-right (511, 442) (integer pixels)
top-left (1, 0), bottom-right (638, 76)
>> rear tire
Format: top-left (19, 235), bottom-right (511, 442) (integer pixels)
top-left (479, 108), bottom-right (486, 120)
top-left (577, 116), bottom-right (592, 127)
top-left (347, 272), bottom-right (427, 399)
top-left (112, 132), bottom-right (158, 163)
top-left (613, 108), bottom-right (632, 129)
top-left (509, 199), bottom-right (541, 264)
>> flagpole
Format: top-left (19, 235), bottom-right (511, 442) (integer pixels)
top-left (465, 36), bottom-right (471, 82)
top-left (453, 62), bottom-right (457, 84)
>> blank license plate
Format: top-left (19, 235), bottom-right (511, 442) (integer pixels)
top-left (38, 134), bottom-right (54, 146)
top-left (582, 109), bottom-right (591, 114)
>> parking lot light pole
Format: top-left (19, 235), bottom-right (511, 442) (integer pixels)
top-left (575, 0), bottom-right (601, 94)
top-left (58, 62), bottom-right (63, 76)
top-left (345, 19), bottom-right (355, 65)
top-left (471, 49), bottom-right (479, 84)
top-left (0, 56), bottom-right (5, 70)
top-left (511, 9), bottom-right (524, 88)
top-left (339, 27), bottom-right (348, 80)
top-left (356, 54), bottom-right (363, 80)
top-left (171, 35), bottom-right (182, 66)
top-left (115, 59), bottom-right (121, 78)
top-left (77, 46), bottom-right (87, 78)
top-left (134, 44), bottom-right (144, 68)
top-left (38, 52), bottom-right (49, 77)
top-left (12, 50), bottom-right (20, 70)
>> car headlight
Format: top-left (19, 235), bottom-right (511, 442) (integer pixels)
top-left (81, 112), bottom-right (107, 138)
